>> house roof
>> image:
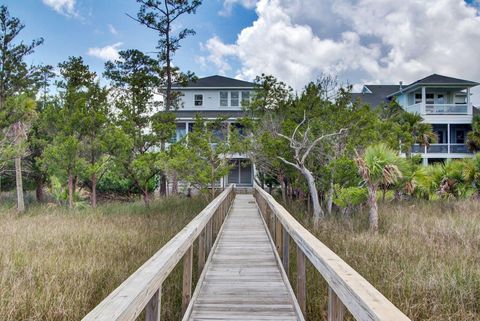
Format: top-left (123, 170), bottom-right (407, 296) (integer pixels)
top-left (351, 85), bottom-right (399, 108)
top-left (172, 75), bottom-right (255, 89)
top-left (386, 74), bottom-right (479, 97)
top-left (352, 74), bottom-right (479, 107)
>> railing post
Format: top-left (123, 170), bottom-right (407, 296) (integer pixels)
top-left (275, 217), bottom-right (283, 259)
top-left (296, 245), bottom-right (306, 317)
top-left (145, 286), bottom-right (161, 321)
top-left (206, 220), bottom-right (213, 256)
top-left (282, 227), bottom-right (289, 275)
top-left (182, 246), bottom-right (193, 315)
top-left (198, 227), bottom-right (206, 275)
top-left (328, 286), bottom-right (345, 321)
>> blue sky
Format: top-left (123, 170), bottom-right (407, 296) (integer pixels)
top-left (4, 0), bottom-right (480, 104)
top-left (3, 0), bottom-right (254, 78)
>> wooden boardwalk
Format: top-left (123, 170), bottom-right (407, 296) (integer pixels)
top-left (184, 194), bottom-right (303, 321)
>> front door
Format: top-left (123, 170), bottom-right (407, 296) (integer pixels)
top-left (227, 159), bottom-right (253, 186)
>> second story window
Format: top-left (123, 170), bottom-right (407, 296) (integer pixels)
top-left (241, 91), bottom-right (250, 106)
top-left (220, 91), bottom-right (228, 107)
top-left (231, 91), bottom-right (239, 107)
top-left (194, 94), bottom-right (203, 106)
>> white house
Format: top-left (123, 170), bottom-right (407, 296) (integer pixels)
top-left (172, 75), bottom-right (255, 187)
top-left (352, 74), bottom-right (479, 164)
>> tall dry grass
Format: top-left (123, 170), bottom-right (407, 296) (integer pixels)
top-left (0, 196), bottom-right (208, 321)
top-left (285, 199), bottom-right (480, 321)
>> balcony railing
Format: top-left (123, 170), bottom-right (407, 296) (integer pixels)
top-left (405, 103), bottom-right (470, 115)
top-left (425, 104), bottom-right (468, 114)
top-left (412, 143), bottom-right (472, 154)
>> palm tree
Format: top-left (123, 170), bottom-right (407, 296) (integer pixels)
top-left (462, 153), bottom-right (480, 194)
top-left (397, 112), bottom-right (437, 157)
top-left (355, 144), bottom-right (404, 232)
top-left (417, 160), bottom-right (473, 199)
top-left (467, 115), bottom-right (480, 153)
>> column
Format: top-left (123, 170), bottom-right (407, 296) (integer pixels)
top-left (447, 124), bottom-right (450, 154)
top-left (467, 88), bottom-right (472, 114)
top-left (421, 86), bottom-right (426, 114)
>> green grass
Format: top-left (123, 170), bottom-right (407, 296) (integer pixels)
top-left (0, 195), bottom-right (208, 321)
top-left (284, 199), bottom-right (480, 321)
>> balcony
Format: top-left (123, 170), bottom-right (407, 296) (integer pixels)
top-left (405, 103), bottom-right (470, 115)
top-left (412, 143), bottom-right (472, 154)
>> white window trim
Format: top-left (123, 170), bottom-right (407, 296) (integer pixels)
top-left (194, 94), bottom-right (203, 107)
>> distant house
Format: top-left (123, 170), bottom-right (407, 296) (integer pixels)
top-left (352, 74), bottom-right (479, 164)
top-left (172, 75), bottom-right (255, 188)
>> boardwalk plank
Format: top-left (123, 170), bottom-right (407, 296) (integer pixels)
top-left (185, 194), bottom-right (303, 321)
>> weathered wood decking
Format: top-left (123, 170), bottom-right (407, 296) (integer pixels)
top-left (184, 194), bottom-right (303, 321)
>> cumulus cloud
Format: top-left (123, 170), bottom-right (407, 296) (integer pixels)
top-left (42, 0), bottom-right (78, 17)
top-left (220, 0), bottom-right (259, 16)
top-left (88, 43), bottom-right (122, 61)
top-left (204, 0), bottom-right (480, 103)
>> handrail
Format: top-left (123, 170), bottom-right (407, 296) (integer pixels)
top-left (253, 184), bottom-right (411, 321)
top-left (82, 185), bottom-right (236, 321)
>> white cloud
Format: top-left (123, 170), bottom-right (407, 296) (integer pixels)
top-left (87, 43), bottom-right (123, 61)
top-left (108, 24), bottom-right (118, 35)
top-left (204, 0), bottom-right (480, 103)
top-left (42, 0), bottom-right (78, 17)
top-left (220, 0), bottom-right (259, 16)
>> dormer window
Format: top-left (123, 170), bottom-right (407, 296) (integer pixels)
top-left (231, 91), bottom-right (239, 107)
top-left (194, 94), bottom-right (203, 106)
top-left (220, 91), bottom-right (228, 107)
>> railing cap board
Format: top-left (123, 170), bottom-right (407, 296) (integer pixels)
top-left (82, 186), bottom-right (234, 321)
top-left (254, 185), bottom-right (411, 321)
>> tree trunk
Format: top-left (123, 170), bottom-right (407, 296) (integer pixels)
top-left (367, 184), bottom-right (379, 232)
top-left (326, 173), bottom-right (334, 215)
top-left (91, 172), bottom-right (97, 208)
top-left (172, 173), bottom-right (178, 195)
top-left (15, 156), bottom-right (25, 213)
top-left (210, 164), bottom-right (216, 201)
top-left (278, 174), bottom-right (287, 204)
top-left (68, 172), bottom-right (74, 209)
top-left (302, 167), bottom-right (324, 224)
top-left (143, 189), bottom-right (150, 206)
top-left (35, 177), bottom-right (44, 203)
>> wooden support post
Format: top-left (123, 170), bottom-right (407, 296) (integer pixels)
top-left (182, 246), bottom-right (193, 315)
top-left (296, 245), bottom-right (306, 317)
top-left (198, 228), bottom-right (205, 275)
top-left (206, 220), bottom-right (213, 256)
top-left (146, 286), bottom-right (161, 321)
top-left (275, 217), bottom-right (282, 259)
top-left (282, 226), bottom-right (289, 275)
top-left (328, 286), bottom-right (345, 321)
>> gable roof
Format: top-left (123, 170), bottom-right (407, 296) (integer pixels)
top-left (351, 85), bottom-right (399, 107)
top-left (386, 74), bottom-right (479, 97)
top-left (173, 75), bottom-right (255, 89)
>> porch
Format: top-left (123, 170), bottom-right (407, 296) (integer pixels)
top-left (403, 86), bottom-right (473, 115)
top-left (411, 123), bottom-right (472, 155)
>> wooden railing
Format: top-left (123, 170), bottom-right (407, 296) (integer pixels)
top-left (253, 184), bottom-right (411, 321)
top-left (82, 185), bottom-right (236, 321)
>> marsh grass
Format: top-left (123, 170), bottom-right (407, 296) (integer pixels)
top-left (284, 199), bottom-right (480, 321)
top-left (0, 195), bottom-right (208, 321)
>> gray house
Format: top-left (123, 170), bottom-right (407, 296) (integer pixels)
top-left (172, 75), bottom-right (255, 187)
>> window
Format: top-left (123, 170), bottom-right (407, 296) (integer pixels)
top-left (241, 91), bottom-right (250, 106)
top-left (175, 123), bottom-right (187, 142)
top-left (220, 91), bottom-right (228, 107)
top-left (231, 91), bottom-right (239, 107)
top-left (436, 94), bottom-right (445, 104)
top-left (194, 94), bottom-right (203, 106)
top-left (415, 93), bottom-right (422, 104)
top-left (426, 93), bottom-right (434, 104)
